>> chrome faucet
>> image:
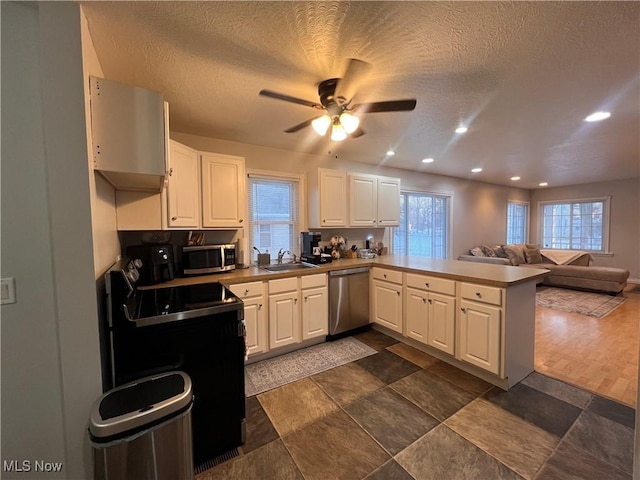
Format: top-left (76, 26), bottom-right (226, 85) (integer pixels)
top-left (277, 248), bottom-right (286, 264)
top-left (288, 252), bottom-right (297, 264)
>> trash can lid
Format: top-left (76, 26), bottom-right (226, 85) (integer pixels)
top-left (89, 371), bottom-right (192, 439)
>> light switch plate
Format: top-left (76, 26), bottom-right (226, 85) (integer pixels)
top-left (1, 278), bottom-right (16, 305)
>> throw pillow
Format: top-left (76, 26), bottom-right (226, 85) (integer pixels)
top-left (503, 245), bottom-right (523, 265)
top-left (470, 246), bottom-right (485, 257)
top-left (494, 245), bottom-right (508, 258)
top-left (524, 246), bottom-right (543, 264)
top-left (481, 245), bottom-right (497, 257)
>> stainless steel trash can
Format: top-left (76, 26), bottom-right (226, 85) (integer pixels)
top-left (89, 371), bottom-right (194, 480)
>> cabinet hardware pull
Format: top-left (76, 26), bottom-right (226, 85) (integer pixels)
top-left (171, 216), bottom-right (177, 221)
top-left (461, 307), bottom-right (466, 312)
top-left (428, 299), bottom-right (433, 304)
top-left (323, 219), bottom-right (326, 223)
top-left (397, 291), bottom-right (400, 296)
top-left (169, 168), bottom-right (173, 176)
top-left (294, 298), bottom-right (298, 304)
top-left (244, 289), bottom-right (250, 295)
top-left (425, 283), bottom-right (430, 287)
top-left (304, 296), bottom-right (308, 302)
top-left (422, 298), bottom-right (427, 303)
top-left (476, 292), bottom-right (482, 298)
top-left (383, 274), bottom-right (387, 278)
top-left (239, 219), bottom-right (243, 223)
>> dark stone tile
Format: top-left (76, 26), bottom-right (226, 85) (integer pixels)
top-left (563, 410), bottom-right (634, 474)
top-left (587, 395), bottom-right (635, 429)
top-left (354, 329), bottom-right (399, 351)
top-left (345, 387), bottom-right (439, 455)
top-left (483, 383), bottom-right (582, 437)
top-left (283, 410), bottom-right (389, 480)
top-left (426, 359), bottom-right (493, 396)
top-left (396, 424), bottom-right (523, 480)
top-left (391, 369), bottom-right (476, 421)
top-left (535, 441), bottom-right (631, 480)
top-left (356, 350), bottom-right (421, 384)
top-left (386, 342), bottom-right (440, 368)
top-left (364, 460), bottom-right (414, 480)
top-left (522, 372), bottom-right (593, 408)
top-left (311, 363), bottom-right (385, 406)
top-left (242, 396), bottom-right (279, 454)
top-left (197, 439), bottom-right (303, 480)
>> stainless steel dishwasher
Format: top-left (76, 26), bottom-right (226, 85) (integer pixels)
top-left (328, 267), bottom-right (370, 339)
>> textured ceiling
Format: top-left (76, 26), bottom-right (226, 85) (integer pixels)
top-left (81, 1), bottom-right (639, 188)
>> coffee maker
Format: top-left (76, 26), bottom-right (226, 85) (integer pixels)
top-left (301, 231), bottom-right (331, 264)
top-left (126, 244), bottom-right (176, 285)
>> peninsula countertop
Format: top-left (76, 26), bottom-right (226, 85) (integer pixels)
top-left (139, 255), bottom-right (548, 290)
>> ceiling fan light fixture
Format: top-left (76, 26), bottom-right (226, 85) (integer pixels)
top-left (339, 112), bottom-right (359, 134)
top-left (312, 115), bottom-right (332, 135)
top-left (331, 122), bottom-right (347, 141)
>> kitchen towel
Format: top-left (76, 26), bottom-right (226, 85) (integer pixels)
top-left (237, 237), bottom-right (250, 268)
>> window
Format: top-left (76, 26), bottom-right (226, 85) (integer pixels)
top-left (248, 172), bottom-right (302, 262)
top-left (506, 201), bottom-right (529, 244)
top-left (392, 191), bottom-right (450, 258)
top-left (540, 197), bottom-right (609, 252)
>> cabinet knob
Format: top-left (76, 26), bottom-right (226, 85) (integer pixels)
top-left (428, 299), bottom-right (433, 304)
top-left (425, 283), bottom-right (430, 288)
top-left (244, 289), bottom-right (250, 295)
top-left (169, 168), bottom-right (173, 176)
top-left (294, 298), bottom-right (298, 304)
top-left (476, 292), bottom-right (482, 298)
top-left (383, 274), bottom-right (387, 278)
top-left (258, 304), bottom-right (262, 310)
top-left (171, 216), bottom-right (177, 221)
top-left (372, 220), bottom-right (375, 223)
top-left (397, 291), bottom-right (400, 296)
top-left (461, 307), bottom-right (466, 313)
top-left (304, 296), bottom-right (308, 302)
top-left (422, 298), bottom-right (427, 303)
top-left (239, 219), bottom-right (243, 223)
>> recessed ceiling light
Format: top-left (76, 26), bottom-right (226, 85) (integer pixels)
top-left (455, 126), bottom-right (468, 134)
top-left (584, 111), bottom-right (611, 122)
top-left (386, 150), bottom-right (395, 156)
top-left (510, 176), bottom-right (521, 181)
top-left (471, 167), bottom-right (482, 173)
top-left (539, 182), bottom-right (548, 187)
top-left (422, 158), bottom-right (434, 163)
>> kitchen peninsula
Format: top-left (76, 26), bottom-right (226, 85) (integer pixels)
top-left (144, 256), bottom-right (547, 390)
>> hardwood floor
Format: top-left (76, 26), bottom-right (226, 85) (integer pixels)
top-left (535, 284), bottom-right (639, 407)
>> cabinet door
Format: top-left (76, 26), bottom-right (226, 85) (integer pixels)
top-left (319, 168), bottom-right (347, 227)
top-left (405, 287), bottom-right (428, 343)
top-left (349, 174), bottom-right (377, 226)
top-left (167, 141), bottom-right (200, 228)
top-left (459, 300), bottom-right (501, 375)
top-left (302, 286), bottom-right (328, 340)
top-left (377, 177), bottom-right (400, 226)
top-left (201, 153), bottom-right (246, 228)
top-left (427, 293), bottom-right (455, 355)
top-left (372, 280), bottom-right (403, 333)
top-left (269, 291), bottom-right (300, 349)
top-left (243, 296), bottom-right (268, 356)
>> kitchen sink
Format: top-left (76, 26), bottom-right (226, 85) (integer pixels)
top-left (260, 263), bottom-right (318, 272)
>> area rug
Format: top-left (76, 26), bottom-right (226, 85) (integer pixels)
top-left (245, 337), bottom-right (377, 397)
top-left (536, 287), bottom-right (628, 319)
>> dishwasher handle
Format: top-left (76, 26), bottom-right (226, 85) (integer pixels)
top-left (329, 267), bottom-right (370, 277)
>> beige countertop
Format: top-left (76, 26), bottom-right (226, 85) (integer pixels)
top-left (140, 255), bottom-right (547, 290)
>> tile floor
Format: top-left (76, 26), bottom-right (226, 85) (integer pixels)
top-left (197, 329), bottom-right (635, 480)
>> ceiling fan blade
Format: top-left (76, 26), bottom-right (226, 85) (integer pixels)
top-left (284, 117), bottom-right (318, 133)
top-left (352, 99), bottom-right (417, 114)
top-left (259, 89), bottom-right (322, 109)
top-left (334, 58), bottom-right (372, 106)
top-left (350, 127), bottom-right (366, 138)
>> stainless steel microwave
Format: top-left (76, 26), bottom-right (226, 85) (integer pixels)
top-left (180, 244), bottom-right (236, 275)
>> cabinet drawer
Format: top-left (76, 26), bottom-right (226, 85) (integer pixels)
top-left (461, 283), bottom-right (502, 306)
top-left (301, 273), bottom-right (326, 289)
top-left (406, 273), bottom-right (455, 295)
top-left (268, 277), bottom-right (298, 294)
top-left (229, 281), bottom-right (263, 299)
top-left (371, 268), bottom-right (403, 285)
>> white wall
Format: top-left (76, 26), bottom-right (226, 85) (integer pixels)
top-left (530, 178), bottom-right (640, 280)
top-left (171, 132), bottom-right (530, 258)
top-left (1, 3), bottom-right (103, 478)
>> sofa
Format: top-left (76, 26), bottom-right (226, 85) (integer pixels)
top-left (459, 243), bottom-right (630, 294)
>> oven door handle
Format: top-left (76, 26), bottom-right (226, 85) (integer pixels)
top-left (122, 302), bottom-right (242, 327)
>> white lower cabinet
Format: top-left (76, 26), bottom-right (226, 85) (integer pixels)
top-left (301, 274), bottom-right (328, 340)
top-left (229, 281), bottom-right (267, 357)
top-left (427, 292), bottom-right (456, 355)
top-left (458, 282), bottom-right (503, 375)
top-left (371, 268), bottom-right (403, 333)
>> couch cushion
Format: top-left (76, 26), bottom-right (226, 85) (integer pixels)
top-left (548, 265), bottom-right (630, 282)
top-left (524, 246), bottom-right (543, 264)
top-left (503, 244), bottom-right (525, 266)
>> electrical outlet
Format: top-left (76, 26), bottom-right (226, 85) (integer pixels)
top-left (1, 278), bottom-right (16, 305)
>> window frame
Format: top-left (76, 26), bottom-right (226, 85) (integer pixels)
top-left (506, 200), bottom-right (530, 245)
top-left (538, 196), bottom-right (611, 253)
top-left (391, 188), bottom-right (453, 259)
top-left (246, 169), bottom-right (306, 262)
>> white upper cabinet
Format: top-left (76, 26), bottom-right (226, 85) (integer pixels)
top-left (348, 173), bottom-right (378, 226)
top-left (318, 168), bottom-right (348, 227)
top-left (200, 153), bottom-right (246, 228)
top-left (166, 140), bottom-right (200, 228)
top-left (376, 176), bottom-right (401, 226)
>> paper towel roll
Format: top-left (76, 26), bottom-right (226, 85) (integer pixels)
top-left (237, 237), bottom-right (250, 268)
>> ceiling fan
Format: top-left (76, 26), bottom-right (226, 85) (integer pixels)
top-left (259, 59), bottom-right (417, 141)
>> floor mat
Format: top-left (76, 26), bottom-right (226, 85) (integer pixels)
top-left (245, 337), bottom-right (377, 397)
top-left (536, 287), bottom-right (628, 318)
